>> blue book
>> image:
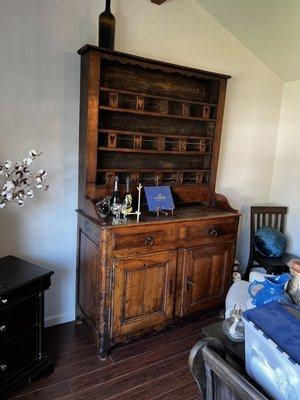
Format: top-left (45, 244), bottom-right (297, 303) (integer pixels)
top-left (144, 186), bottom-right (174, 212)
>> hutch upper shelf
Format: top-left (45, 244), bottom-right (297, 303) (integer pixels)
top-left (77, 45), bottom-right (230, 206)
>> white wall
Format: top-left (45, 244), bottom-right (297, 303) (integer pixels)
top-left (0, 0), bottom-right (283, 325)
top-left (270, 81), bottom-right (300, 256)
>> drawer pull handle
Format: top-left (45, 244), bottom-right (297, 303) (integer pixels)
top-left (1, 299), bottom-right (8, 305)
top-left (145, 237), bottom-right (154, 247)
top-left (187, 279), bottom-right (194, 290)
top-left (209, 228), bottom-right (218, 237)
top-left (0, 325), bottom-right (7, 333)
top-left (0, 364), bottom-right (7, 372)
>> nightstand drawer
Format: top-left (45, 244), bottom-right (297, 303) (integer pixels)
top-left (113, 227), bottom-right (179, 253)
top-left (0, 280), bottom-right (42, 311)
top-left (0, 295), bottom-right (37, 344)
top-left (0, 330), bottom-right (37, 383)
top-left (184, 219), bottom-right (237, 245)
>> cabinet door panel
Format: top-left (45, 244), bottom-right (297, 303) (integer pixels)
top-left (181, 242), bottom-right (235, 316)
top-left (78, 232), bottom-right (100, 326)
top-left (112, 251), bottom-right (176, 336)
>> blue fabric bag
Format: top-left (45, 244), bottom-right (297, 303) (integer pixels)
top-left (254, 226), bottom-right (287, 257)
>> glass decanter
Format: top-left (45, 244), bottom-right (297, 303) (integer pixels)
top-left (111, 201), bottom-right (122, 225)
top-left (222, 304), bottom-right (245, 342)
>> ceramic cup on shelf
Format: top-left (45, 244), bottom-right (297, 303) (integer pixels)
top-left (287, 259), bottom-right (300, 304)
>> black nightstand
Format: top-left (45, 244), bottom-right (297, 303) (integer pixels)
top-left (0, 256), bottom-right (54, 398)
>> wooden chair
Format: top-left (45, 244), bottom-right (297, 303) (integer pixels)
top-left (189, 337), bottom-right (268, 400)
top-left (243, 206), bottom-right (292, 280)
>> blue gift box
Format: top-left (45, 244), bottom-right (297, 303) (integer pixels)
top-left (144, 186), bottom-right (174, 212)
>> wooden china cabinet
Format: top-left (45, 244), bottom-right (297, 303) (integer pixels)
top-left (76, 45), bottom-right (240, 358)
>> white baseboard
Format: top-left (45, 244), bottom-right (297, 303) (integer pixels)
top-left (45, 312), bottom-right (75, 327)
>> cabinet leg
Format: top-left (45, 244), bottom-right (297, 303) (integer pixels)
top-left (75, 312), bottom-right (82, 325)
top-left (99, 337), bottom-right (110, 360)
top-left (100, 349), bottom-right (108, 360)
top-left (75, 305), bottom-right (83, 325)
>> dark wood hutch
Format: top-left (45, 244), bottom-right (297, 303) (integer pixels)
top-left (76, 44), bottom-right (240, 358)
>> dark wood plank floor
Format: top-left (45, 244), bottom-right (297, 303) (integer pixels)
top-left (10, 310), bottom-right (221, 400)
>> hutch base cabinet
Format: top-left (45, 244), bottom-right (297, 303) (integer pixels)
top-left (76, 45), bottom-right (240, 358)
top-left (77, 203), bottom-right (239, 358)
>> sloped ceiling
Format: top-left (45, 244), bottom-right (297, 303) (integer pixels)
top-left (197, 0), bottom-right (300, 82)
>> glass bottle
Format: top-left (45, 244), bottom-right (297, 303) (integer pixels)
top-left (122, 177), bottom-right (133, 219)
top-left (98, 0), bottom-right (115, 50)
top-left (111, 175), bottom-right (121, 205)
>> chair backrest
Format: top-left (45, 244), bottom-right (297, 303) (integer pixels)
top-left (189, 337), bottom-right (268, 400)
top-left (250, 206), bottom-right (287, 241)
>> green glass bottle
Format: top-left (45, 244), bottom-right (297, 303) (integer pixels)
top-left (99, 0), bottom-right (115, 50)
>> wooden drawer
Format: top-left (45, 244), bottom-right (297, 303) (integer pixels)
top-left (0, 295), bottom-right (37, 344)
top-left (0, 330), bottom-right (37, 384)
top-left (183, 219), bottom-right (237, 246)
top-left (112, 227), bottom-right (179, 253)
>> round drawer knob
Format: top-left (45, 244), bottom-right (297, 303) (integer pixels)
top-left (1, 299), bottom-right (8, 305)
top-left (144, 237), bottom-right (154, 247)
top-left (0, 325), bottom-right (7, 333)
top-left (0, 364), bottom-right (7, 372)
top-left (187, 279), bottom-right (194, 288)
top-left (209, 228), bottom-right (218, 237)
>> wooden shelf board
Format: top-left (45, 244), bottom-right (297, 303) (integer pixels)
top-left (95, 183), bottom-right (210, 189)
top-left (98, 147), bottom-right (213, 156)
top-left (99, 129), bottom-right (215, 141)
top-left (99, 106), bottom-right (216, 122)
top-left (97, 168), bottom-right (211, 173)
top-left (100, 86), bottom-right (218, 108)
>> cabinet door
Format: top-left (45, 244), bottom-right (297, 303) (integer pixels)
top-left (112, 251), bottom-right (177, 336)
top-left (180, 242), bottom-right (235, 316)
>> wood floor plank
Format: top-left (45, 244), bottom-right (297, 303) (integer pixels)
top-left (47, 335), bottom-right (94, 360)
top-left (10, 382), bottom-right (72, 400)
top-left (110, 317), bottom-right (218, 363)
top-left (69, 334), bottom-right (201, 393)
top-left (11, 356), bottom-right (113, 397)
top-left (77, 351), bottom-right (189, 400)
top-left (151, 381), bottom-right (199, 400)
top-left (46, 323), bottom-right (87, 341)
top-left (105, 373), bottom-right (181, 400)
top-left (53, 344), bottom-right (98, 369)
top-left (173, 366), bottom-right (194, 386)
top-left (56, 395), bottom-right (82, 400)
top-left (8, 309), bottom-right (220, 400)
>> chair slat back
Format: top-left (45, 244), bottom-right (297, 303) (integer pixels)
top-left (203, 347), bottom-right (269, 400)
top-left (189, 338), bottom-right (269, 400)
top-left (251, 206), bottom-right (287, 238)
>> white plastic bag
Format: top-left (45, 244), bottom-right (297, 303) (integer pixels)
top-left (225, 280), bottom-right (251, 318)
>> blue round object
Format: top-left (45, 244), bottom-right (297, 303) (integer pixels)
top-left (254, 226), bottom-right (287, 257)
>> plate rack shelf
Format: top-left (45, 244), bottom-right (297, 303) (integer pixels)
top-left (78, 46), bottom-right (230, 205)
